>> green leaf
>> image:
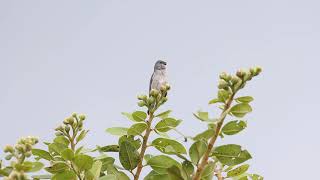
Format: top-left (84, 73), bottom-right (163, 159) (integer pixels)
top-left (212, 144), bottom-right (252, 166)
top-left (227, 164), bottom-right (249, 177)
top-left (154, 129), bottom-right (170, 138)
top-left (201, 162), bottom-right (215, 180)
top-left (96, 145), bottom-right (119, 152)
top-left (181, 161), bottom-right (194, 179)
top-left (250, 174), bottom-right (264, 180)
top-left (167, 166), bottom-right (184, 180)
top-left (15, 161), bottom-right (33, 172)
top-left (147, 155), bottom-right (181, 174)
top-left (127, 122), bottom-right (147, 136)
top-left (32, 149), bottom-right (53, 161)
top-left (155, 110), bottom-right (172, 118)
top-left (222, 120), bottom-right (247, 135)
top-left (189, 140), bottom-right (207, 165)
top-left (85, 160), bottom-right (102, 180)
top-left (145, 170), bottom-right (170, 180)
top-left (235, 96), bottom-right (254, 103)
top-left (155, 118), bottom-right (182, 132)
top-left (152, 138), bottom-right (187, 155)
top-left (61, 148), bottom-right (74, 161)
top-left (208, 98), bottom-right (221, 104)
top-left (118, 135), bottom-right (141, 150)
top-left (193, 129), bottom-right (215, 141)
top-left (52, 170), bottom-right (77, 180)
top-left (119, 141), bottom-right (139, 170)
top-left (193, 111), bottom-right (209, 121)
top-left (48, 142), bottom-right (68, 155)
top-left (132, 111), bottom-right (147, 122)
top-left (0, 167), bottom-right (12, 177)
top-left (32, 174), bottom-right (52, 179)
top-left (45, 162), bottom-right (69, 174)
top-left (106, 127), bottom-right (128, 136)
top-left (76, 130), bottom-right (89, 143)
top-left (74, 154), bottom-right (94, 171)
top-left (28, 161), bottom-right (44, 172)
top-left (121, 112), bottom-right (134, 121)
top-left (144, 154), bottom-right (154, 163)
top-left (105, 164), bottom-right (130, 180)
top-left (230, 103), bottom-right (252, 118)
top-left (218, 89), bottom-right (230, 102)
top-left (54, 136), bottom-right (70, 147)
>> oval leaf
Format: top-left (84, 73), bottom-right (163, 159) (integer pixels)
top-left (189, 140), bottom-right (207, 165)
top-left (106, 127), bottom-right (128, 136)
top-left (32, 149), bottom-right (53, 161)
top-left (127, 122), bottom-right (147, 136)
top-left (212, 144), bottom-right (252, 166)
top-left (152, 138), bottom-right (187, 155)
top-left (74, 154), bottom-right (94, 171)
top-left (147, 155), bottom-right (181, 174)
top-left (235, 96), bottom-right (254, 103)
top-left (155, 118), bottom-right (182, 132)
top-left (119, 141), bottom-right (139, 170)
top-left (227, 164), bottom-right (250, 177)
top-left (132, 111), bottom-right (147, 122)
top-left (230, 103), bottom-right (252, 118)
top-left (222, 120), bottom-right (247, 135)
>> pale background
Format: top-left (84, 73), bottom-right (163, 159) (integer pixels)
top-left (1, 1), bottom-right (319, 179)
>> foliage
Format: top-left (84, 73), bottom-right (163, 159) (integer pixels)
top-left (0, 67), bottom-right (263, 180)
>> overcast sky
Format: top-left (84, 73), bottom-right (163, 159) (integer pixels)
top-left (1, 1), bottom-right (319, 179)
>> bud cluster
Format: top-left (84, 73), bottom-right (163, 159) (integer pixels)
top-left (137, 84), bottom-right (170, 113)
top-left (2, 137), bottom-right (38, 180)
top-left (218, 66), bottom-right (262, 93)
top-left (55, 113), bottom-right (86, 137)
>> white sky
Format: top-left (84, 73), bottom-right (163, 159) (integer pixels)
top-left (1, 1), bottom-right (319, 179)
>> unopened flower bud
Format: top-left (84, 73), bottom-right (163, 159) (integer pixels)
top-left (72, 112), bottom-right (77, 118)
top-left (218, 79), bottom-right (228, 89)
top-left (25, 152), bottom-right (32, 157)
top-left (138, 101), bottom-right (145, 107)
top-left (63, 118), bottom-right (69, 124)
top-left (55, 132), bottom-right (63, 136)
top-left (160, 85), bottom-right (166, 92)
top-left (254, 66), bottom-right (262, 75)
top-left (231, 76), bottom-right (240, 84)
top-left (79, 114), bottom-right (86, 121)
top-left (236, 69), bottom-right (245, 78)
top-left (161, 97), bottom-right (168, 104)
top-left (65, 125), bottom-right (70, 132)
top-left (137, 95), bottom-right (147, 101)
top-left (4, 145), bottom-right (14, 153)
top-left (25, 144), bottom-right (32, 151)
top-left (150, 89), bottom-right (159, 97)
top-left (55, 125), bottom-right (64, 132)
top-left (5, 154), bottom-right (12, 160)
top-left (78, 121), bottom-right (83, 128)
top-left (147, 97), bottom-right (155, 104)
top-left (165, 84), bottom-right (171, 91)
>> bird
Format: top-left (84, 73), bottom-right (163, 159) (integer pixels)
top-left (149, 60), bottom-right (168, 95)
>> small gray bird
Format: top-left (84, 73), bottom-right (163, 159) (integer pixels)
top-left (149, 60), bottom-right (168, 95)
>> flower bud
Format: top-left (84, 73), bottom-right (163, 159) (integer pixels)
top-left (254, 66), bottom-right (262, 75)
top-left (150, 89), bottom-right (159, 97)
top-left (65, 125), bottom-right (70, 133)
top-left (4, 145), bottom-right (14, 153)
top-left (79, 114), bottom-right (86, 121)
top-left (55, 132), bottom-right (64, 136)
top-left (231, 76), bottom-right (240, 84)
top-left (25, 151), bottom-right (32, 157)
top-left (147, 97), bottom-right (155, 104)
top-left (137, 94), bottom-right (147, 101)
top-left (219, 72), bottom-right (228, 80)
top-left (218, 79), bottom-right (228, 89)
top-left (55, 125), bottom-right (64, 132)
top-left (236, 69), bottom-right (245, 78)
top-left (25, 144), bottom-right (32, 152)
top-left (72, 112), bottom-right (77, 118)
top-left (63, 118), bottom-right (69, 124)
top-left (160, 85), bottom-right (166, 92)
top-left (78, 121), bottom-right (83, 128)
top-left (5, 154), bottom-right (12, 160)
top-left (165, 84), bottom-right (171, 91)
top-left (138, 101), bottom-right (145, 107)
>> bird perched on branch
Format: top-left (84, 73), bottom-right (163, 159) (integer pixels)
top-left (149, 60), bottom-right (168, 96)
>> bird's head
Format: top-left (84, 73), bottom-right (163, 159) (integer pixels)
top-left (154, 60), bottom-right (167, 70)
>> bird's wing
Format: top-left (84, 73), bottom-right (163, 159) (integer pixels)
top-left (149, 72), bottom-right (155, 93)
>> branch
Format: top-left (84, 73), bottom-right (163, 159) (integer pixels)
top-left (134, 113), bottom-right (154, 180)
